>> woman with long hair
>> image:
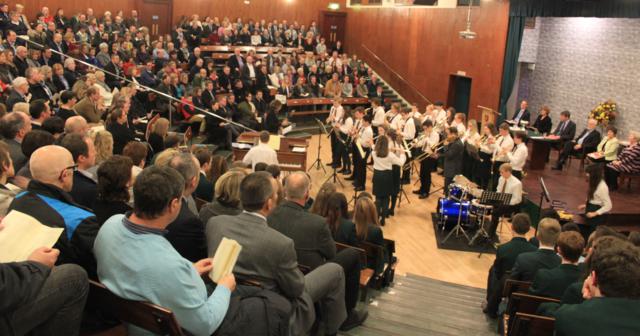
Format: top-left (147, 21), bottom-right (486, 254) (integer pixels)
top-left (310, 181), bottom-right (337, 216)
top-left (199, 169), bottom-right (247, 224)
top-left (476, 123), bottom-right (497, 189)
top-left (353, 195), bottom-right (387, 272)
top-left (386, 128), bottom-right (406, 218)
top-left (372, 134), bottom-right (405, 225)
top-left (94, 155), bottom-right (133, 225)
top-left (324, 192), bottom-right (357, 246)
top-left (463, 119), bottom-right (481, 181)
top-left (579, 163), bottom-right (612, 238)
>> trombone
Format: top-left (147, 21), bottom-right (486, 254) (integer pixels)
top-left (403, 139), bottom-right (445, 170)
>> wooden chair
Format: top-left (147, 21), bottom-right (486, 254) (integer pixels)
top-left (619, 172), bottom-right (640, 191)
top-left (335, 242), bottom-right (374, 301)
top-left (509, 312), bottom-right (555, 336)
top-left (88, 280), bottom-right (184, 336)
top-left (502, 279), bottom-right (533, 298)
top-left (358, 239), bottom-right (398, 289)
top-left (506, 292), bottom-right (560, 335)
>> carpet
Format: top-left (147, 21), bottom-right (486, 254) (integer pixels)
top-left (430, 213), bottom-right (496, 255)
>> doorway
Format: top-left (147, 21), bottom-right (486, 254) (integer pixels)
top-left (321, 11), bottom-right (347, 50)
top-left (136, 0), bottom-right (172, 39)
top-left (447, 74), bottom-right (472, 115)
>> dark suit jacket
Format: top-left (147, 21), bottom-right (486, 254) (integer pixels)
top-left (335, 218), bottom-right (358, 247)
top-left (268, 200), bottom-right (337, 270)
top-left (2, 138), bottom-right (26, 172)
top-left (201, 89), bottom-right (216, 109)
top-left (510, 248), bottom-right (561, 282)
top-left (554, 297), bottom-right (640, 336)
top-left (442, 139), bottom-right (464, 178)
top-left (529, 263), bottom-right (582, 299)
top-left (194, 172), bottom-right (213, 202)
top-left (493, 237), bottom-right (537, 279)
top-left (103, 62), bottom-right (121, 88)
top-left (93, 199), bottom-right (132, 225)
top-left (165, 198), bottom-right (207, 262)
top-left (6, 90), bottom-right (26, 111)
top-left (106, 122), bottom-right (135, 155)
top-left (29, 82), bottom-right (53, 102)
top-left (511, 109), bottom-right (530, 123)
top-left (14, 57), bottom-right (28, 77)
top-left (533, 115), bottom-right (552, 134)
top-left (70, 171), bottom-right (97, 210)
top-left (552, 120), bottom-right (577, 142)
top-left (574, 129), bottom-right (601, 154)
top-left (227, 55), bottom-right (245, 74)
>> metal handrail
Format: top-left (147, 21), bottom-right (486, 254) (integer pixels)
top-left (360, 44), bottom-right (433, 105)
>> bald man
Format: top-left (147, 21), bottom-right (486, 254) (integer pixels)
top-left (9, 145), bottom-right (99, 276)
top-left (64, 116), bottom-right (89, 136)
top-left (554, 118), bottom-right (601, 170)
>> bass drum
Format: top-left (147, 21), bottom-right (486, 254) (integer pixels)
top-left (437, 198), bottom-right (473, 231)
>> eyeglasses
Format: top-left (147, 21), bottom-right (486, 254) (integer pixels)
top-left (58, 164), bottom-right (78, 180)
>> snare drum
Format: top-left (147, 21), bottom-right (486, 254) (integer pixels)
top-left (447, 184), bottom-right (467, 200)
top-left (437, 198), bottom-right (471, 230)
top-left (470, 199), bottom-right (493, 217)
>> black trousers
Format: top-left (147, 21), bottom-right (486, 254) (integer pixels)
top-left (488, 204), bottom-right (521, 238)
top-left (419, 157), bottom-right (436, 194)
top-left (485, 266), bottom-right (507, 317)
top-left (476, 152), bottom-right (493, 190)
top-left (337, 132), bottom-right (351, 171)
top-left (604, 165), bottom-right (620, 190)
top-left (331, 248), bottom-right (362, 312)
top-left (352, 145), bottom-right (370, 188)
top-left (375, 196), bottom-right (390, 225)
top-left (330, 131), bottom-right (341, 168)
top-left (444, 176), bottom-right (454, 196)
top-left (558, 141), bottom-right (578, 166)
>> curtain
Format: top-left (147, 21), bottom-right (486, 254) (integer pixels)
top-left (498, 16), bottom-right (526, 122)
top-left (510, 0), bottom-right (640, 18)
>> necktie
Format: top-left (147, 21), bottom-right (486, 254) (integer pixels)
top-left (559, 121), bottom-right (566, 133)
top-left (512, 143), bottom-right (518, 153)
top-left (501, 178), bottom-right (507, 193)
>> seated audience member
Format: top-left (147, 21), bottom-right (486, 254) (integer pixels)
top-left (9, 145), bottom-right (99, 275)
top-left (310, 181), bottom-right (338, 215)
top-left (16, 129), bottom-right (55, 179)
top-left (60, 133), bottom-right (98, 210)
top-left (64, 116), bottom-right (89, 136)
top-left (554, 237), bottom-right (640, 335)
top-left (510, 218), bottom-right (562, 281)
top-left (266, 163), bottom-right (281, 180)
top-left (484, 213), bottom-right (537, 318)
top-left (242, 131), bottom-right (278, 170)
top-left (90, 130), bottom-right (114, 175)
top-left (546, 110), bottom-right (576, 145)
top-left (592, 125), bottom-right (619, 163)
top-left (209, 154), bottom-right (229, 187)
top-left (207, 172), bottom-right (348, 335)
top-left (193, 147), bottom-right (214, 202)
top-left (158, 152), bottom-right (207, 262)
top-left (0, 244), bottom-right (88, 336)
top-left (147, 117), bottom-right (169, 156)
top-left (324, 192), bottom-right (358, 247)
top-left (29, 99), bottom-right (52, 130)
top-left (56, 91), bottom-right (79, 120)
top-left (554, 118), bottom-right (601, 170)
top-left (0, 111), bottom-right (32, 172)
top-left (122, 141), bottom-right (148, 181)
top-left (199, 170), bottom-right (246, 224)
top-left (529, 231), bottom-right (585, 299)
top-left (41, 116), bottom-right (65, 139)
top-left (105, 108), bottom-right (135, 155)
top-left (0, 143), bottom-right (17, 215)
top-left (532, 106), bottom-right (552, 135)
top-left (94, 155), bottom-right (134, 225)
top-left (605, 130), bottom-right (639, 191)
top-left (73, 86), bottom-right (103, 124)
top-left (94, 166), bottom-right (235, 336)
top-left (268, 172), bottom-right (368, 330)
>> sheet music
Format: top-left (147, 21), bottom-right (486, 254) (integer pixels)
top-left (282, 125), bottom-right (294, 135)
top-left (209, 237), bottom-right (242, 283)
top-left (0, 211), bottom-right (64, 263)
top-left (268, 135), bottom-right (282, 151)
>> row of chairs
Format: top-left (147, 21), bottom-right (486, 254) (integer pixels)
top-left (501, 279), bottom-right (559, 336)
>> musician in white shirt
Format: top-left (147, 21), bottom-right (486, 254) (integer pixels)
top-left (413, 120), bottom-right (440, 198)
top-left (399, 108), bottom-right (416, 184)
top-left (488, 163), bottom-right (523, 240)
top-left (386, 103), bottom-right (402, 130)
top-left (503, 132), bottom-right (528, 180)
top-left (491, 123), bottom-right (514, 189)
top-left (372, 135), bottom-right (405, 225)
top-left (326, 98), bottom-right (344, 168)
top-left (451, 113), bottom-right (467, 136)
top-left (243, 131), bottom-right (279, 170)
top-left (478, 123), bottom-right (498, 189)
top-left (338, 108), bottom-right (354, 175)
top-left (431, 102), bottom-right (447, 133)
top-left (371, 98), bottom-right (386, 135)
top-left (579, 163), bottom-right (613, 236)
top-left (350, 111), bottom-right (373, 191)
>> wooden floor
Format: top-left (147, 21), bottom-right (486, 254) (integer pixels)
top-left (305, 135), bottom-right (505, 289)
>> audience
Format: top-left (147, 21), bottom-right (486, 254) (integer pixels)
top-left (0, 142), bottom-right (16, 215)
top-left (199, 169), bottom-right (246, 223)
top-left (193, 147), bottom-right (214, 202)
top-left (93, 155), bottom-right (133, 225)
top-left (510, 218), bottom-right (562, 282)
top-left (60, 133), bottom-right (97, 210)
top-left (0, 111), bottom-right (31, 171)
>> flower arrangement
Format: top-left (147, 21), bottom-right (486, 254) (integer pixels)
top-left (589, 99), bottom-right (617, 126)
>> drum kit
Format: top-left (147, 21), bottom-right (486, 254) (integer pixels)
top-left (436, 175), bottom-right (493, 246)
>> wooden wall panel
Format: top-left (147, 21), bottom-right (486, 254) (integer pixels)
top-left (10, 0), bottom-right (135, 22)
top-left (345, 1), bottom-right (510, 120)
top-left (172, 0), bottom-right (334, 27)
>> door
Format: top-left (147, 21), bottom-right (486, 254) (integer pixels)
top-left (447, 74), bottom-right (472, 115)
top-left (136, 0), bottom-right (172, 39)
top-left (321, 11), bottom-right (347, 50)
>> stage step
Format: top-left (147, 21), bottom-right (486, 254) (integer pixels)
top-left (340, 273), bottom-right (497, 336)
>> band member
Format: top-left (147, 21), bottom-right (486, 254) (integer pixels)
top-left (503, 131), bottom-right (528, 180)
top-left (491, 123), bottom-right (514, 190)
top-left (371, 97), bottom-right (385, 137)
top-left (451, 112), bottom-right (467, 135)
top-left (386, 103), bottom-right (402, 130)
top-left (579, 163), bottom-right (612, 239)
top-left (399, 107), bottom-right (416, 184)
top-left (462, 119), bottom-right (481, 181)
top-left (413, 120), bottom-right (440, 199)
top-left (432, 102), bottom-right (447, 132)
top-left (372, 134), bottom-right (405, 226)
top-left (338, 107), bottom-right (354, 175)
top-left (349, 113), bottom-right (373, 191)
top-left (439, 127), bottom-right (464, 194)
top-left (326, 97), bottom-right (344, 169)
top-left (477, 123), bottom-right (498, 189)
top-left (387, 128), bottom-right (405, 217)
top-left (488, 163), bottom-right (523, 240)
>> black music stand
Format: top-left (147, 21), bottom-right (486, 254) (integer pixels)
top-left (308, 119), bottom-right (328, 173)
top-left (536, 177), bottom-right (551, 234)
top-left (469, 191), bottom-right (513, 250)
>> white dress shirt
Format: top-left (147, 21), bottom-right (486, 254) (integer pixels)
top-left (401, 117), bottom-right (416, 140)
top-left (493, 134), bottom-right (514, 162)
top-left (388, 113), bottom-right (402, 130)
top-left (497, 174), bottom-right (522, 205)
top-left (328, 105), bottom-right (344, 128)
top-left (372, 151), bottom-right (405, 171)
top-left (590, 180), bottom-right (612, 215)
top-left (507, 142), bottom-right (529, 172)
top-left (242, 143), bottom-right (279, 170)
top-left (480, 135), bottom-right (497, 154)
top-left (416, 130), bottom-right (440, 154)
top-left (358, 125), bottom-right (374, 148)
top-left (339, 117), bottom-right (353, 134)
top-left (372, 106), bottom-right (386, 127)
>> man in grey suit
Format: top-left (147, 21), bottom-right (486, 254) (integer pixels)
top-left (439, 127), bottom-right (464, 194)
top-left (0, 112), bottom-right (32, 172)
top-left (268, 172), bottom-right (368, 331)
top-left (206, 172), bottom-right (347, 336)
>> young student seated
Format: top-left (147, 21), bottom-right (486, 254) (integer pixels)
top-left (529, 231), bottom-right (585, 299)
top-left (483, 213), bottom-right (537, 318)
top-left (554, 236), bottom-right (640, 336)
top-left (510, 218), bottom-right (562, 282)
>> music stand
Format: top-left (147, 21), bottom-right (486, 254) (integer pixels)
top-left (536, 177), bottom-right (552, 234)
top-left (308, 118), bottom-right (328, 173)
top-left (469, 191), bottom-right (513, 249)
